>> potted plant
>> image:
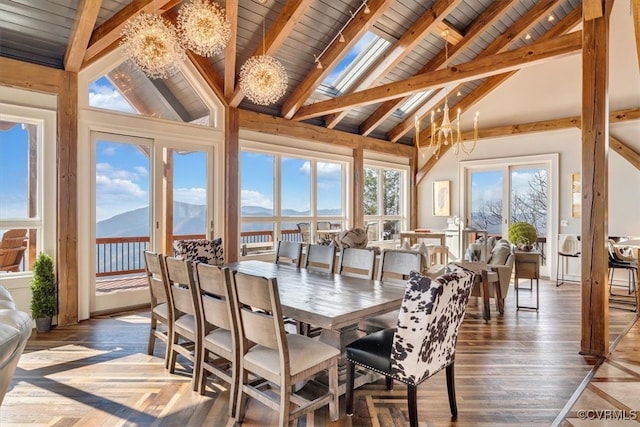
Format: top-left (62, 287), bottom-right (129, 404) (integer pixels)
top-left (508, 222), bottom-right (538, 251)
top-left (30, 252), bottom-right (57, 333)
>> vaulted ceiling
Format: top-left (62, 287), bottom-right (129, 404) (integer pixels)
top-left (1, 0), bottom-right (638, 148)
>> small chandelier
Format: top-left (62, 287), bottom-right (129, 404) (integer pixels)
top-left (415, 31), bottom-right (479, 159)
top-left (239, 10), bottom-right (288, 106)
top-left (120, 12), bottom-right (185, 79)
top-left (177, 0), bottom-right (231, 57)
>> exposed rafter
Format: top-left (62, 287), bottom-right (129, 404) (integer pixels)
top-left (323, 0), bottom-right (464, 129)
top-left (229, 0), bottom-right (314, 107)
top-left (359, 0), bottom-right (519, 136)
top-left (279, 0), bottom-right (395, 120)
top-left (223, 0), bottom-right (239, 99)
top-left (64, 0), bottom-right (101, 72)
top-left (415, 107), bottom-right (640, 183)
top-left (293, 31), bottom-right (583, 121)
top-left (633, 0), bottom-right (640, 72)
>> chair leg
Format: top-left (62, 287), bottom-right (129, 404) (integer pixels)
top-left (446, 363), bottom-right (458, 418)
top-left (147, 318), bottom-right (157, 355)
top-left (346, 361), bottom-right (355, 415)
top-left (386, 375), bottom-right (393, 390)
top-left (407, 384), bottom-right (418, 427)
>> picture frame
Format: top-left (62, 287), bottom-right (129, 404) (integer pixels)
top-left (571, 172), bottom-right (581, 218)
top-left (433, 180), bottom-right (450, 216)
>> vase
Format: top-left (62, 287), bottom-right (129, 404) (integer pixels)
top-left (35, 317), bottom-right (52, 333)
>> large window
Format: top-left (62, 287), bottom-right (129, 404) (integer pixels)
top-left (364, 165), bottom-right (407, 242)
top-left (240, 149), bottom-right (346, 253)
top-left (0, 105), bottom-right (56, 276)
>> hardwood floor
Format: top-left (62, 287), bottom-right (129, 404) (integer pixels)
top-left (1, 279), bottom-right (637, 426)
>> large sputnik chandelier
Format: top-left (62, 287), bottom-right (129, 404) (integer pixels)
top-left (177, 0), bottom-right (231, 57)
top-left (415, 30), bottom-right (479, 159)
top-left (120, 11), bottom-right (185, 80)
top-left (239, 5), bottom-right (288, 106)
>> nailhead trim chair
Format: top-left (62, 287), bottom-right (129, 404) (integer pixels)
top-left (174, 238), bottom-right (224, 266)
top-left (346, 266), bottom-right (476, 427)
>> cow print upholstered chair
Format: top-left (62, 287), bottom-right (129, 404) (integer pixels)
top-left (345, 265), bottom-right (476, 427)
top-left (174, 238), bottom-right (224, 266)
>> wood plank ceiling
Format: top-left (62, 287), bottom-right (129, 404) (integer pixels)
top-left (2, 0), bottom-right (636, 160)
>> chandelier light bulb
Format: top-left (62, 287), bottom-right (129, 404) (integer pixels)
top-left (120, 12), bottom-right (185, 79)
top-left (177, 0), bottom-right (231, 57)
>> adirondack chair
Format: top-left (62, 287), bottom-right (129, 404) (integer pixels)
top-left (0, 229), bottom-right (28, 273)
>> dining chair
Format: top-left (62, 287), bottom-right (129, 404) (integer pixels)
top-left (556, 235), bottom-right (580, 286)
top-left (296, 223), bottom-right (310, 244)
top-left (143, 250), bottom-right (173, 369)
top-left (359, 249), bottom-right (423, 334)
top-left (164, 256), bottom-right (202, 391)
top-left (304, 243), bottom-right (336, 274)
top-left (274, 240), bottom-right (303, 268)
top-left (337, 247), bottom-right (376, 280)
top-left (173, 238), bottom-right (224, 266)
top-left (193, 263), bottom-right (239, 416)
top-left (230, 271), bottom-right (340, 426)
top-left (425, 245), bottom-right (449, 278)
top-left (346, 266), bottom-right (477, 427)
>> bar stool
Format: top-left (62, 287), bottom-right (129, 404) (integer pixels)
top-left (556, 235), bottom-right (580, 286)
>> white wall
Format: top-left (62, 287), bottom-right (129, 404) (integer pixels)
top-left (418, 0), bottom-right (640, 240)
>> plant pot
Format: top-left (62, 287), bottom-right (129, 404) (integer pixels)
top-left (35, 317), bottom-right (52, 333)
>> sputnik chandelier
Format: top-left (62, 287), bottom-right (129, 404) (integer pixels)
top-left (239, 3), bottom-right (288, 106)
top-left (120, 0), bottom-right (231, 79)
top-left (415, 30), bottom-right (479, 159)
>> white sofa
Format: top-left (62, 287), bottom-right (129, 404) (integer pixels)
top-left (0, 286), bottom-right (32, 405)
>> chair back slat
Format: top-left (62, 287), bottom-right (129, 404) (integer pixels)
top-left (391, 266), bottom-right (476, 385)
top-left (165, 256), bottom-right (198, 315)
top-left (305, 244), bottom-right (336, 274)
top-left (232, 272), bottom-right (284, 351)
top-left (274, 240), bottom-right (303, 267)
top-left (377, 249), bottom-right (422, 283)
top-left (338, 247), bottom-right (376, 280)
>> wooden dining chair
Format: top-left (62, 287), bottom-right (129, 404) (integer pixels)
top-left (338, 247), bottom-right (376, 280)
top-left (143, 251), bottom-right (173, 369)
top-left (359, 249), bottom-right (423, 333)
top-left (193, 263), bottom-right (239, 416)
top-left (346, 266), bottom-right (477, 427)
top-left (164, 256), bottom-right (202, 391)
top-left (304, 243), bottom-right (336, 274)
top-left (230, 271), bottom-right (340, 426)
top-left (274, 240), bottom-right (303, 267)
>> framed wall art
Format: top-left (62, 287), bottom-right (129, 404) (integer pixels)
top-left (433, 180), bottom-right (450, 217)
top-left (571, 172), bottom-right (581, 218)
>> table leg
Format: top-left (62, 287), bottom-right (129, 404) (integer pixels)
top-left (494, 279), bottom-right (504, 314)
top-left (481, 270), bottom-right (491, 321)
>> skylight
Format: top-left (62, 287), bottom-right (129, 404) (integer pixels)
top-left (316, 31), bottom-right (391, 98)
top-left (393, 90), bottom-right (434, 118)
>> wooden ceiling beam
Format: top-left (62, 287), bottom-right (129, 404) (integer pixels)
top-left (324, 0), bottom-right (464, 129)
top-left (239, 109), bottom-right (413, 157)
top-left (390, 0), bottom-right (570, 143)
top-left (64, 0), bottom-right (102, 72)
top-left (583, 0), bottom-right (604, 20)
top-left (187, 52), bottom-right (226, 105)
top-left (224, 0), bottom-right (238, 100)
top-left (359, 0), bottom-right (519, 136)
top-left (280, 0), bottom-right (395, 119)
top-left (415, 107), bottom-right (640, 183)
top-left (229, 0), bottom-right (313, 107)
top-left (293, 31), bottom-right (583, 121)
top-left (610, 135), bottom-right (640, 170)
top-left (633, 0), bottom-right (640, 73)
top-left (83, 0), bottom-right (180, 66)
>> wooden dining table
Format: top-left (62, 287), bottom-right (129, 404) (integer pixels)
top-left (224, 260), bottom-right (406, 392)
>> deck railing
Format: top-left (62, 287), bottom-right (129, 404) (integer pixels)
top-left (95, 229), bottom-right (302, 277)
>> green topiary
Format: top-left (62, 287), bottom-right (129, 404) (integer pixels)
top-left (30, 252), bottom-right (57, 319)
top-left (508, 222), bottom-right (537, 250)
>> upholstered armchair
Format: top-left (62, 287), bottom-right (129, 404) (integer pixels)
top-left (470, 239), bottom-right (515, 303)
top-left (173, 238), bottom-right (224, 266)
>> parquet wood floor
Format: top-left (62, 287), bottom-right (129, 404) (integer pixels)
top-left (1, 279), bottom-right (637, 426)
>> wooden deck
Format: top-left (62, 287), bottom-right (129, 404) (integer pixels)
top-left (1, 279), bottom-right (638, 426)
top-left (95, 275), bottom-right (148, 294)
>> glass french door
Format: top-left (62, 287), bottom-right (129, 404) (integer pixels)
top-left (91, 132), bottom-right (212, 314)
top-left (464, 160), bottom-right (552, 276)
